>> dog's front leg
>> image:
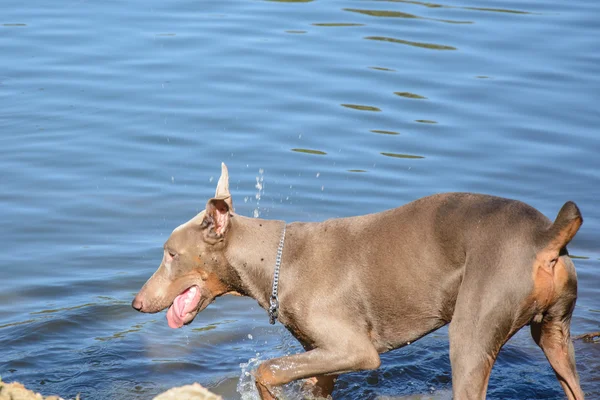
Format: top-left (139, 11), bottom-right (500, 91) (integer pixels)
top-left (302, 375), bottom-right (338, 398)
top-left (254, 339), bottom-right (380, 399)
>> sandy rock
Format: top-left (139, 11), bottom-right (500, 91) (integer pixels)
top-left (153, 383), bottom-right (223, 400)
top-left (0, 379), bottom-right (221, 400)
top-left (0, 380), bottom-right (63, 400)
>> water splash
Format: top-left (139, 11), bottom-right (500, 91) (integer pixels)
top-left (253, 169), bottom-right (264, 218)
top-left (237, 330), bottom-right (311, 400)
top-left (237, 353), bottom-right (312, 400)
top-left (237, 354), bottom-right (263, 400)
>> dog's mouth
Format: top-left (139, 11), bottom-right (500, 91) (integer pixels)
top-left (166, 285), bottom-right (203, 329)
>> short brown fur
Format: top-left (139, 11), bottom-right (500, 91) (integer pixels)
top-left (133, 164), bottom-right (585, 400)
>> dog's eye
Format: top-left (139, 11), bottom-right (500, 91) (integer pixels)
top-left (168, 251), bottom-right (177, 258)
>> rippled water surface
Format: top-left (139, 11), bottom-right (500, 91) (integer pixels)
top-left (1, 0), bottom-right (599, 398)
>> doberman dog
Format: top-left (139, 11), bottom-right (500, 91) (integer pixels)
top-left (132, 163), bottom-right (584, 399)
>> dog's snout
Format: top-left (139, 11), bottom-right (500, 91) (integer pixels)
top-left (132, 296), bottom-right (144, 312)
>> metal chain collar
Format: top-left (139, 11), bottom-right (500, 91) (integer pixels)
top-left (269, 224), bottom-right (286, 324)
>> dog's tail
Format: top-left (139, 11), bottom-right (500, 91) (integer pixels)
top-left (540, 201), bottom-right (583, 253)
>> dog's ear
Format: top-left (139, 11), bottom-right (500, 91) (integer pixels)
top-left (201, 198), bottom-right (231, 242)
top-left (200, 163), bottom-right (233, 243)
top-left (214, 162), bottom-right (233, 211)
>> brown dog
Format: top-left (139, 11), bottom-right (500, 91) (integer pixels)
top-left (132, 163), bottom-right (585, 399)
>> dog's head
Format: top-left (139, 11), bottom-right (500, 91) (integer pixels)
top-left (132, 163), bottom-right (238, 328)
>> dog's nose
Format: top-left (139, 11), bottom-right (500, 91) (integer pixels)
top-left (132, 296), bottom-right (144, 312)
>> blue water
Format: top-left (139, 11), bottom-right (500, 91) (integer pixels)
top-left (1, 0), bottom-right (599, 398)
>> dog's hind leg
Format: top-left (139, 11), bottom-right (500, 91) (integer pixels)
top-left (530, 202), bottom-right (584, 399)
top-left (531, 298), bottom-right (584, 400)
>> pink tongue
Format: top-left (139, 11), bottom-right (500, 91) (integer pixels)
top-left (166, 286), bottom-right (200, 329)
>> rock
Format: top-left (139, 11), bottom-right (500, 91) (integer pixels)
top-left (0, 379), bottom-right (221, 400)
top-left (153, 383), bottom-right (223, 400)
top-left (0, 380), bottom-right (64, 400)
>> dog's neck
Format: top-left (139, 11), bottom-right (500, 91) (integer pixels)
top-left (224, 214), bottom-right (287, 311)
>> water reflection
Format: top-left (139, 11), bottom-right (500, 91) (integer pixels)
top-left (291, 148), bottom-right (327, 155)
top-left (191, 319), bottom-right (236, 332)
top-left (95, 322), bottom-right (149, 342)
top-left (395, 92), bottom-right (427, 99)
top-left (371, 129), bottom-right (400, 135)
top-left (312, 23), bottom-right (365, 27)
top-left (381, 152), bottom-right (425, 159)
top-left (345, 8), bottom-right (419, 18)
top-left (365, 36), bottom-right (456, 50)
top-left (369, 66), bottom-right (396, 72)
top-left (341, 104), bottom-right (382, 112)
top-left (30, 303), bottom-right (98, 315)
top-left (463, 6), bottom-right (531, 14)
top-left (344, 8), bottom-right (472, 24)
top-left (367, 0), bottom-right (532, 14)
top-left (0, 319), bottom-right (38, 330)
